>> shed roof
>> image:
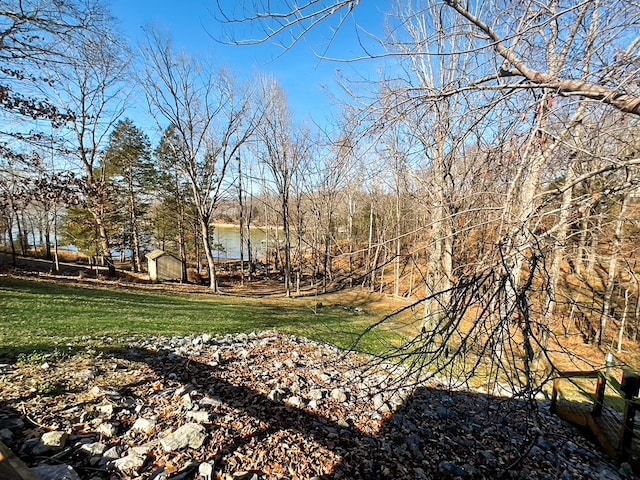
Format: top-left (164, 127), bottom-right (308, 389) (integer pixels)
top-left (146, 249), bottom-right (166, 260)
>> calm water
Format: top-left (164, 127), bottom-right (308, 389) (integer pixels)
top-left (212, 225), bottom-right (280, 260)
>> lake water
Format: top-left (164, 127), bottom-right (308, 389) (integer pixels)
top-left (212, 224), bottom-right (280, 261)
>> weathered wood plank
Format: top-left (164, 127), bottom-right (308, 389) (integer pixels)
top-left (0, 439), bottom-right (38, 480)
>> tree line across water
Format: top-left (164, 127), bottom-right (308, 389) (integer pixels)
top-left (1, 0), bottom-right (640, 395)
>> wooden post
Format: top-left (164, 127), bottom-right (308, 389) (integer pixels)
top-left (594, 354), bottom-right (615, 417)
top-left (620, 370), bottom-right (640, 454)
top-left (550, 378), bottom-right (560, 414)
top-left (593, 373), bottom-right (607, 417)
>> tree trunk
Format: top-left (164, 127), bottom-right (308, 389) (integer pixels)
top-left (347, 194), bottom-right (354, 287)
top-left (4, 213), bottom-right (17, 266)
top-left (617, 288), bottom-right (630, 353)
top-left (598, 192), bottom-right (630, 345)
top-left (366, 203), bottom-right (374, 289)
top-left (237, 154), bottom-right (245, 285)
top-left (200, 217), bottom-right (217, 291)
top-left (178, 212), bottom-right (187, 282)
top-left (94, 209), bottom-right (115, 275)
top-left (128, 179), bottom-right (142, 273)
top-left (281, 193), bottom-right (292, 297)
top-left (543, 161), bottom-right (577, 345)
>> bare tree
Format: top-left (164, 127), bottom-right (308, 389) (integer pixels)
top-left (48, 9), bottom-right (128, 275)
top-left (219, 0), bottom-right (640, 396)
top-left (141, 29), bottom-right (261, 290)
top-left (256, 79), bottom-right (309, 297)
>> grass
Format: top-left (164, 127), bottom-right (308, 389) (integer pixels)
top-left (0, 276), bottom-right (411, 358)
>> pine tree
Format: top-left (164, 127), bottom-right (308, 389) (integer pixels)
top-left (103, 119), bottom-right (155, 272)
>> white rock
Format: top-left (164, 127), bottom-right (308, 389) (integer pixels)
top-left (182, 393), bottom-right (193, 408)
top-left (132, 418), bottom-right (156, 434)
top-left (199, 462), bottom-right (214, 480)
top-left (286, 396), bottom-right (303, 408)
top-left (160, 423), bottom-right (207, 452)
top-left (186, 411), bottom-right (211, 423)
top-left (97, 404), bottom-right (113, 417)
top-left (97, 423), bottom-right (117, 437)
top-left (309, 389), bottom-right (324, 400)
top-left (41, 430), bottom-right (68, 448)
top-left (80, 442), bottom-right (107, 456)
top-left (213, 350), bottom-right (223, 364)
top-left (113, 452), bottom-right (146, 475)
top-left (330, 389), bottom-right (348, 403)
top-left (267, 389), bottom-right (284, 402)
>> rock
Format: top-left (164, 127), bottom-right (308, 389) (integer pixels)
top-left (213, 350), bottom-right (223, 364)
top-left (201, 333), bottom-right (212, 344)
top-left (99, 446), bottom-right (120, 467)
top-left (619, 462), bottom-right (634, 479)
top-left (182, 393), bottom-right (194, 409)
top-left (199, 462), bottom-right (214, 480)
top-left (0, 417), bottom-right (24, 430)
top-left (132, 417), bottom-right (157, 434)
top-left (286, 396), bottom-right (303, 408)
top-left (308, 389), bottom-right (324, 400)
top-left (413, 467), bottom-right (428, 480)
top-left (41, 430), bottom-right (68, 448)
top-left (79, 442), bottom-right (107, 456)
top-left (597, 466), bottom-right (622, 480)
top-left (436, 405), bottom-right (450, 420)
top-left (438, 461), bottom-right (471, 478)
top-left (0, 428), bottom-right (13, 444)
top-left (175, 384), bottom-right (195, 397)
top-left (97, 422), bottom-right (117, 437)
top-left (372, 393), bottom-right (385, 410)
top-left (268, 389), bottom-right (284, 402)
top-left (479, 450), bottom-right (497, 467)
top-left (32, 464), bottom-right (80, 480)
top-left (97, 403), bottom-right (113, 417)
top-left (406, 434), bottom-right (422, 458)
top-left (186, 410), bottom-right (211, 423)
top-left (113, 451), bottom-right (147, 475)
top-left (160, 423), bottom-right (207, 452)
top-left (330, 388), bottom-right (348, 403)
top-left (563, 440), bottom-right (597, 460)
top-left (528, 445), bottom-right (545, 461)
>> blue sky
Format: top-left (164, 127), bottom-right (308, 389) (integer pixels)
top-left (109, 0), bottom-right (386, 130)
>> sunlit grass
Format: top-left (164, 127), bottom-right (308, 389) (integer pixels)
top-left (0, 276), bottom-right (411, 357)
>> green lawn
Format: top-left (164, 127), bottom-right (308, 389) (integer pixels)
top-left (0, 276), bottom-right (408, 357)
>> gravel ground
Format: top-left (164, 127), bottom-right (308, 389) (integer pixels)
top-left (0, 332), bottom-right (635, 480)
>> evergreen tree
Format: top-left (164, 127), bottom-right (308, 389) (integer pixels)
top-left (103, 119), bottom-right (154, 272)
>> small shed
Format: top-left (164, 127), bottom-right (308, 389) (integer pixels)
top-left (146, 250), bottom-right (182, 282)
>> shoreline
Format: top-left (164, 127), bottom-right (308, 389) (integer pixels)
top-left (213, 222), bottom-right (283, 230)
